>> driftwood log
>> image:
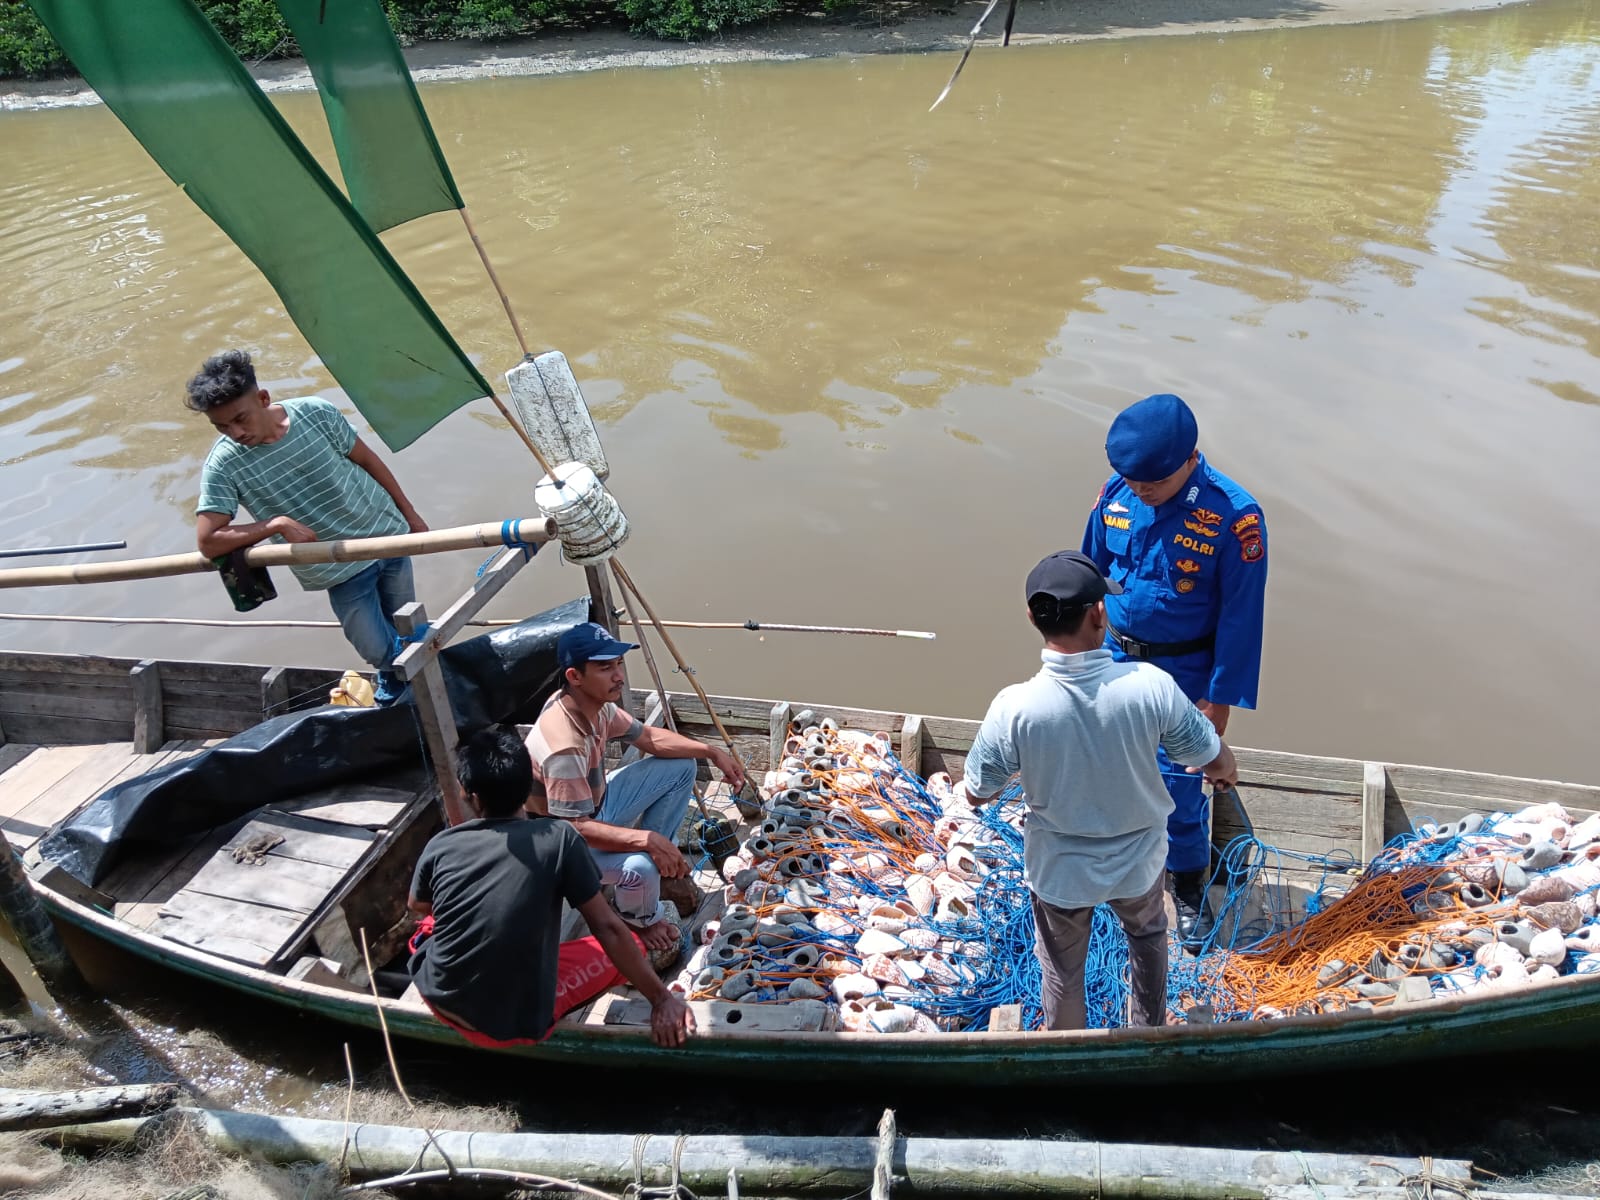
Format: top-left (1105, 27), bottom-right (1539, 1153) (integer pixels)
top-left (0, 1083), bottom-right (181, 1132)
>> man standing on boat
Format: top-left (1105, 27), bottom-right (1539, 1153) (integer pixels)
top-left (962, 551), bottom-right (1239, 1030)
top-left (526, 622), bottom-right (747, 959)
top-left (1080, 394), bottom-right (1267, 945)
top-left (187, 350), bottom-right (426, 705)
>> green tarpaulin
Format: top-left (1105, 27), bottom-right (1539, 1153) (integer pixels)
top-left (274, 0), bottom-right (463, 233)
top-left (26, 0), bottom-right (490, 451)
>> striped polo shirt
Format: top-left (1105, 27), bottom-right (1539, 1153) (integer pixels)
top-left (525, 693), bottom-right (643, 820)
top-left (195, 397), bottom-right (407, 591)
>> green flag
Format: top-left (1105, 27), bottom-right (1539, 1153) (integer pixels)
top-left (26, 0), bottom-right (490, 451)
top-left (274, 0), bottom-right (464, 232)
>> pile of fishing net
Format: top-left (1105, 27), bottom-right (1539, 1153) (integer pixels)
top-left (673, 712), bottom-right (1132, 1031)
top-left (670, 710), bottom-right (1600, 1032)
top-left (1188, 804), bottom-right (1600, 1021)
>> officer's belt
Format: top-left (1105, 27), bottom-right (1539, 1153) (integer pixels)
top-left (1107, 623), bottom-right (1215, 661)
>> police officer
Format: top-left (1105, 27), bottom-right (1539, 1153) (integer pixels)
top-left (1080, 393), bottom-right (1267, 944)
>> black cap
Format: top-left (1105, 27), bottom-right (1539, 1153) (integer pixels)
top-left (1026, 550), bottom-right (1123, 611)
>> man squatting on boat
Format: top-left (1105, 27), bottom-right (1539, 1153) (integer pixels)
top-left (525, 622), bottom-right (748, 957)
top-left (1081, 394), bottom-right (1268, 943)
top-left (407, 728), bottom-right (695, 1048)
top-left (187, 349), bottom-right (425, 705)
top-left (962, 550), bottom-right (1240, 1030)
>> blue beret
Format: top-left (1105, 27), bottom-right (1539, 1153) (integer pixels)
top-left (1105, 393), bottom-right (1198, 481)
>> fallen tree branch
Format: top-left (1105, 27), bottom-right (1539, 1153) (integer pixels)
top-left (0, 1083), bottom-right (180, 1132)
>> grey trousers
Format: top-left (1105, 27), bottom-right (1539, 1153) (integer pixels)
top-left (1031, 871), bottom-right (1169, 1031)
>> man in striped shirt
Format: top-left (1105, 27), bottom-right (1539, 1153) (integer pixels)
top-left (188, 350), bottom-right (427, 704)
top-left (526, 623), bottom-right (747, 957)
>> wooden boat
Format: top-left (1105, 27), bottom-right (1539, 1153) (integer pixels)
top-left (4, 638), bottom-right (1599, 1087)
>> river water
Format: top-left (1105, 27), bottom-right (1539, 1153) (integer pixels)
top-left (2, 0), bottom-right (1600, 1168)
top-left (3, 1), bottom-right (1600, 783)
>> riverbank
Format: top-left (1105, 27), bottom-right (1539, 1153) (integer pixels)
top-left (0, 0), bottom-right (1531, 111)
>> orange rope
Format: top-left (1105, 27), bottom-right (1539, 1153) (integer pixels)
top-left (1215, 864), bottom-right (1508, 1015)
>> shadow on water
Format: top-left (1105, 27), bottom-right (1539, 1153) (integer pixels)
top-left (10, 926), bottom-right (1599, 1190)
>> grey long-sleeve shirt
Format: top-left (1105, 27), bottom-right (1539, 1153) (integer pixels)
top-left (964, 648), bottom-right (1221, 908)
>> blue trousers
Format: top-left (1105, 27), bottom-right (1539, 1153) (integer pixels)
top-left (325, 558), bottom-right (415, 703)
top-left (1106, 637), bottom-right (1213, 874)
top-left (588, 756), bottom-right (696, 925)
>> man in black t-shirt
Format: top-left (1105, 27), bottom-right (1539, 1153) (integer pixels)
top-left (408, 728), bottom-right (694, 1048)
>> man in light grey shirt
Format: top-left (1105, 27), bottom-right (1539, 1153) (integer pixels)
top-left (962, 550), bottom-right (1238, 1030)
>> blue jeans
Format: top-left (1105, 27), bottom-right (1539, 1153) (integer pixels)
top-left (325, 558), bottom-right (415, 702)
top-left (588, 756), bottom-right (696, 925)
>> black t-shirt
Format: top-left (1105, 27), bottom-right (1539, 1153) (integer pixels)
top-left (408, 815), bottom-right (602, 1042)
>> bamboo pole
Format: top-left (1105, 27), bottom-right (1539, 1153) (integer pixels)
top-left (0, 518), bottom-right (555, 590)
top-left (609, 558), bottom-right (760, 806)
top-left (0, 540), bottom-right (125, 560)
top-left (0, 612), bottom-right (938, 639)
top-left (459, 207), bottom-right (530, 358)
top-left (52, 1108), bottom-right (1476, 1198)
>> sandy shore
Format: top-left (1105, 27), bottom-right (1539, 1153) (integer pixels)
top-left (0, 0), bottom-right (1528, 111)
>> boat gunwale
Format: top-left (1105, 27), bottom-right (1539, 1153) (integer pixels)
top-left (26, 713), bottom-right (1600, 1061)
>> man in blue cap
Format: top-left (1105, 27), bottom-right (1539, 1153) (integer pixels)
top-left (1081, 394), bottom-right (1268, 945)
top-left (525, 623), bottom-right (747, 962)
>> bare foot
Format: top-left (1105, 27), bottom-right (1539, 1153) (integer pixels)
top-left (637, 919), bottom-right (679, 951)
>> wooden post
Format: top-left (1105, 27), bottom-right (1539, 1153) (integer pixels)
top-left (769, 702), bottom-right (792, 773)
top-left (260, 666), bottom-right (290, 719)
top-left (130, 660), bottom-right (163, 754)
top-left (900, 715), bottom-right (925, 780)
top-left (0, 830), bottom-right (82, 993)
top-left (393, 603), bottom-right (466, 827)
top-left (1361, 761), bottom-right (1389, 863)
top-left (585, 565), bottom-right (629, 708)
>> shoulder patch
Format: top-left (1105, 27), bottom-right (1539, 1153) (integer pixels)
top-left (1230, 513), bottom-right (1260, 536)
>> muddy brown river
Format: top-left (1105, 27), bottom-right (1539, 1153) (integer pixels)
top-left (3, 1), bottom-right (1599, 783)
top-left (2, 0), bottom-right (1600, 1165)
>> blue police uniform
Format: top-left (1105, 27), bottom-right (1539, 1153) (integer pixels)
top-left (1080, 403), bottom-right (1268, 875)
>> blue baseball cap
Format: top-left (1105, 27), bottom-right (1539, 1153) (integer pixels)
top-left (557, 622), bottom-right (639, 671)
top-left (1105, 393), bottom-right (1198, 482)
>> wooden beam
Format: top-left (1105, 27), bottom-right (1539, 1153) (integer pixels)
top-left (586, 566), bottom-right (618, 635)
top-left (769, 702), bottom-right (791, 773)
top-left (393, 602), bottom-right (465, 825)
top-left (586, 565), bottom-right (630, 709)
top-left (618, 694), bottom-right (669, 769)
top-left (129, 660), bottom-right (163, 754)
top-left (260, 666), bottom-right (289, 719)
top-left (1362, 761), bottom-right (1389, 862)
top-left (989, 1004), bottom-right (1023, 1032)
top-left (900, 714), bottom-right (925, 780)
top-left (392, 549), bottom-right (530, 683)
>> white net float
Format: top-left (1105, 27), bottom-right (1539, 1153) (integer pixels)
top-left (533, 461), bottom-right (629, 567)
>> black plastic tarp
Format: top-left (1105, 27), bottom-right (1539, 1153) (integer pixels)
top-left (40, 597), bottom-right (588, 887)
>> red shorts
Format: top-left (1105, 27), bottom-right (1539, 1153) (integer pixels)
top-left (416, 932), bottom-right (644, 1049)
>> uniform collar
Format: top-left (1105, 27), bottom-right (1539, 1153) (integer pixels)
top-left (1151, 453), bottom-right (1209, 516)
